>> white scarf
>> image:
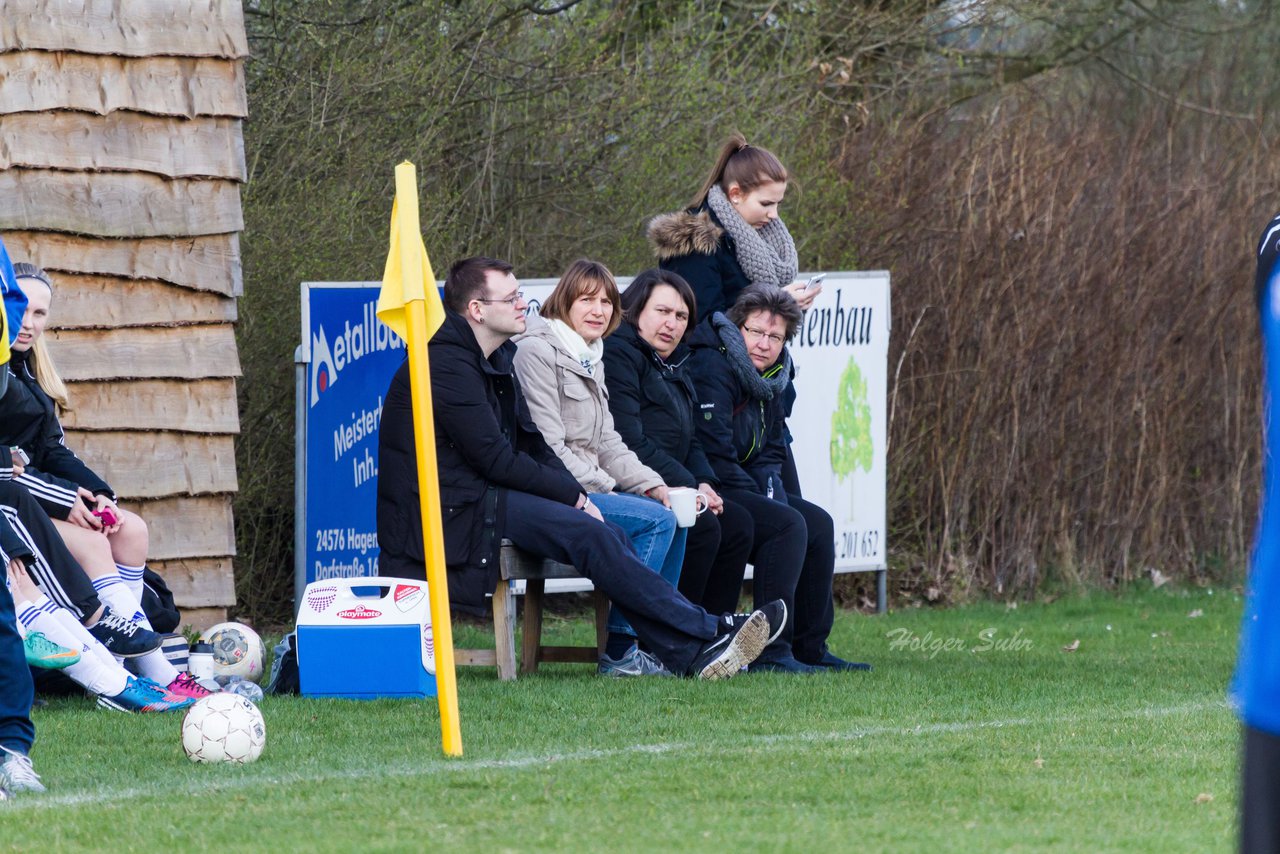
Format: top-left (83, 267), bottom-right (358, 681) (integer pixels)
top-left (547, 318), bottom-right (604, 375)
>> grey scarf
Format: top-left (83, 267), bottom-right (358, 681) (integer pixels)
top-left (709, 312), bottom-right (792, 400)
top-left (705, 184), bottom-right (798, 288)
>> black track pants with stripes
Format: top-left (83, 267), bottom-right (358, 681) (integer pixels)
top-left (0, 480), bottom-right (100, 620)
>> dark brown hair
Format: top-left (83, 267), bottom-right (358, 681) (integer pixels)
top-left (621, 268), bottom-right (698, 338)
top-left (690, 132), bottom-right (788, 209)
top-left (443, 256), bottom-right (514, 314)
top-left (540, 259), bottom-right (623, 338)
top-left (725, 284), bottom-right (803, 342)
top-left (11, 262), bottom-right (51, 289)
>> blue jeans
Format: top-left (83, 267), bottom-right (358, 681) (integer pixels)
top-left (1, 575), bottom-right (35, 755)
top-left (590, 492), bottom-right (686, 638)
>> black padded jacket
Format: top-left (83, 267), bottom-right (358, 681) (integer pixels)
top-left (0, 349), bottom-right (113, 520)
top-left (376, 310), bottom-right (581, 609)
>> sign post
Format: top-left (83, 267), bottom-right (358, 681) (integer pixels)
top-left (790, 272), bottom-right (891, 610)
top-left (295, 282), bottom-right (406, 609)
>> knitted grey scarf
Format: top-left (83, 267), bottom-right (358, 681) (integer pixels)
top-left (706, 184), bottom-right (798, 288)
top-left (709, 312), bottom-right (792, 400)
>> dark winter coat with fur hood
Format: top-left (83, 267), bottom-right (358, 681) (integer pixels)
top-left (647, 205), bottom-right (751, 318)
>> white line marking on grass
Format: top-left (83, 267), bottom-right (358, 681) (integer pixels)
top-left (7, 699), bottom-right (1228, 812)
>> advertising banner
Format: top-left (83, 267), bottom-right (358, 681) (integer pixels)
top-left (296, 282), bottom-right (405, 596)
top-left (788, 272), bottom-right (890, 571)
top-left (294, 272), bottom-right (888, 610)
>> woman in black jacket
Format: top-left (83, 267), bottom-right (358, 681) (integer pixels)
top-left (648, 132), bottom-right (817, 495)
top-left (689, 285), bottom-right (868, 673)
top-left (4, 263), bottom-right (208, 700)
top-left (602, 269), bottom-right (752, 615)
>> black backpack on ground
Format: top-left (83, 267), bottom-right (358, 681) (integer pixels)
top-left (141, 568), bottom-right (181, 633)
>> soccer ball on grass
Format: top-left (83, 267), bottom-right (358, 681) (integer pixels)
top-left (181, 693), bottom-right (266, 764)
top-left (199, 622), bottom-right (265, 683)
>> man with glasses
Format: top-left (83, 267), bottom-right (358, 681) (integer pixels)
top-left (688, 284), bottom-right (870, 674)
top-left (376, 256), bottom-right (781, 679)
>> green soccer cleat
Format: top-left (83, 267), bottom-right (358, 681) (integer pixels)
top-left (23, 632), bottom-right (81, 670)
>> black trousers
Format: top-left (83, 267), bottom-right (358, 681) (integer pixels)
top-left (503, 490), bottom-right (719, 675)
top-left (723, 489), bottom-right (835, 664)
top-left (678, 498), bottom-right (752, 616)
top-left (1243, 724), bottom-right (1280, 853)
top-left (0, 481), bottom-right (100, 620)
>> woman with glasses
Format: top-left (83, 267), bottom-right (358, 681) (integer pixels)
top-left (689, 285), bottom-right (868, 673)
top-left (513, 260), bottom-right (685, 677)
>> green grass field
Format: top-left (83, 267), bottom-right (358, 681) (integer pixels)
top-left (2, 586), bottom-right (1242, 852)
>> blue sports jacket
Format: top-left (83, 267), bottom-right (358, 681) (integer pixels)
top-left (0, 238), bottom-right (29, 353)
top-left (1234, 211), bottom-right (1280, 734)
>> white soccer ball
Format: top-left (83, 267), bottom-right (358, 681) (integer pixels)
top-left (200, 622), bottom-right (265, 683)
top-left (181, 693), bottom-right (266, 765)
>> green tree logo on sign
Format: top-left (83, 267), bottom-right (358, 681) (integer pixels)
top-left (830, 357), bottom-right (873, 507)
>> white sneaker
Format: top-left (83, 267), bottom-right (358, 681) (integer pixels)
top-left (0, 746), bottom-right (46, 794)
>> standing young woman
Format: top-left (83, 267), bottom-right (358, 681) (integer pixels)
top-left (647, 132), bottom-right (821, 318)
top-left (513, 260), bottom-right (684, 677)
top-left (648, 133), bottom-right (819, 495)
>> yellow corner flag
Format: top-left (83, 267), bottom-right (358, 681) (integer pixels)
top-left (376, 164), bottom-right (446, 341)
top-left (375, 162), bottom-right (461, 756)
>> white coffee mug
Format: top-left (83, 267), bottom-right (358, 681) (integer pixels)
top-left (669, 487), bottom-right (709, 528)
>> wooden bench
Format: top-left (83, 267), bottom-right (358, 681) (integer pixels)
top-left (455, 540), bottom-right (609, 681)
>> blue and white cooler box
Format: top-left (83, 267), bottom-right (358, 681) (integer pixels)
top-left (296, 577), bottom-right (436, 699)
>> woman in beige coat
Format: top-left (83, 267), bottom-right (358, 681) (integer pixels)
top-left (514, 259), bottom-right (688, 677)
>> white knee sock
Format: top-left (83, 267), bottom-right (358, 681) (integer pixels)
top-left (91, 572), bottom-right (145, 624)
top-left (90, 573), bottom-right (179, 686)
top-left (17, 596), bottom-right (129, 697)
top-left (135, 647), bottom-right (178, 686)
top-left (116, 563), bottom-right (146, 600)
top-left (124, 607), bottom-right (179, 687)
top-left (54, 606), bottom-right (120, 669)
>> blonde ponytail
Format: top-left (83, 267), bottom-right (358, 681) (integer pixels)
top-left (29, 336), bottom-right (69, 414)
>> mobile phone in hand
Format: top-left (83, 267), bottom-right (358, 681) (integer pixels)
top-left (93, 507), bottom-right (119, 527)
top-left (804, 273), bottom-right (827, 291)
